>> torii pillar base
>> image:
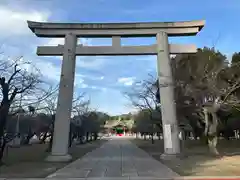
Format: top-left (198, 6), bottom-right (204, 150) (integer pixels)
top-left (45, 154), bottom-right (72, 162)
top-left (160, 153), bottom-right (183, 160)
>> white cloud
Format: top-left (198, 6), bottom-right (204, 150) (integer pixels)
top-left (88, 75), bottom-right (105, 81)
top-left (135, 82), bottom-right (142, 86)
top-left (0, 4), bottom-right (91, 100)
top-left (89, 86), bottom-right (107, 91)
top-left (74, 73), bottom-right (84, 87)
top-left (78, 38), bottom-right (92, 46)
top-left (118, 77), bottom-right (136, 86)
top-left (0, 5), bottom-right (50, 37)
top-left (0, 54), bottom-right (61, 82)
top-left (46, 38), bottom-right (64, 46)
top-left (101, 87), bottom-right (107, 91)
top-left (36, 60), bottom-right (61, 81)
top-left (46, 38), bottom-right (91, 47)
top-left (26, 58), bottom-right (85, 88)
top-left (81, 84), bottom-right (88, 88)
top-left (76, 57), bottom-right (107, 69)
top-left (76, 74), bottom-right (104, 81)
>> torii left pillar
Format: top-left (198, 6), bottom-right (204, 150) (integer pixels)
top-left (46, 33), bottom-right (77, 162)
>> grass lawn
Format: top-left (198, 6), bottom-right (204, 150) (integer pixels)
top-left (132, 138), bottom-right (240, 176)
top-left (0, 139), bottom-right (107, 178)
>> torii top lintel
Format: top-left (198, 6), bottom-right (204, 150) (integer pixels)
top-left (27, 20), bottom-right (205, 38)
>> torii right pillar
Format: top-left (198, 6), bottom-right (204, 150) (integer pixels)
top-left (156, 31), bottom-right (180, 158)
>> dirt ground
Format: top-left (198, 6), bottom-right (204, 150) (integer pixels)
top-left (132, 138), bottom-right (240, 176)
top-left (0, 140), bottom-right (106, 178)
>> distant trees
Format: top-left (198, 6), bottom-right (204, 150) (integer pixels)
top-left (0, 56), bottom-right (109, 164)
top-left (132, 108), bottom-right (161, 141)
top-left (128, 47), bottom-right (240, 155)
top-left (1, 91), bottom-right (108, 164)
top-left (171, 47), bottom-right (240, 155)
top-left (107, 113), bottom-right (132, 121)
top-left (125, 75), bottom-right (162, 143)
top-left (0, 57), bottom-right (43, 163)
top-left (232, 52), bottom-right (240, 64)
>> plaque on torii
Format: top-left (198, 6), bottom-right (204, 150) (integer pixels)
top-left (28, 20), bottom-right (205, 162)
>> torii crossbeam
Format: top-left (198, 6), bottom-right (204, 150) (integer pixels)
top-left (28, 20), bottom-right (205, 162)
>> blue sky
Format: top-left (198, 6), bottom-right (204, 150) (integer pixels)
top-left (0, 0), bottom-right (240, 115)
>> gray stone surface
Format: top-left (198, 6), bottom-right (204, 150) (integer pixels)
top-left (28, 20), bottom-right (205, 37)
top-left (47, 138), bottom-right (179, 179)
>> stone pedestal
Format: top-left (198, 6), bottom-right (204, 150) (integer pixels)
top-left (160, 153), bottom-right (183, 160)
top-left (156, 31), bottom-right (180, 155)
top-left (46, 33), bottom-right (77, 162)
top-left (45, 154), bottom-right (72, 162)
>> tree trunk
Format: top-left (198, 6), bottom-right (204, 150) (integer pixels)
top-left (90, 133), bottom-right (93, 141)
top-left (0, 105), bottom-right (10, 139)
top-left (40, 132), bottom-right (48, 144)
top-left (94, 133), bottom-right (98, 140)
top-left (23, 134), bottom-right (34, 145)
top-left (180, 130), bottom-right (185, 153)
top-left (157, 132), bottom-right (161, 140)
top-left (79, 135), bottom-right (83, 144)
top-left (151, 133), bottom-right (154, 144)
top-left (208, 135), bottom-right (219, 155)
top-left (23, 128), bottom-right (34, 145)
top-left (46, 123), bottom-right (54, 152)
top-left (0, 104), bottom-right (10, 163)
top-left (0, 137), bottom-right (7, 165)
top-left (86, 132), bottom-right (89, 142)
top-left (204, 104), bottom-right (219, 156)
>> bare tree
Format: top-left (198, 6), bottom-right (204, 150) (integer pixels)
top-left (171, 48), bottom-right (240, 155)
top-left (38, 89), bottom-right (89, 150)
top-left (125, 74), bottom-right (162, 143)
top-left (0, 58), bottom-right (41, 163)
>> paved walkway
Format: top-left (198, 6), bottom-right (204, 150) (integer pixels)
top-left (48, 137), bottom-right (179, 179)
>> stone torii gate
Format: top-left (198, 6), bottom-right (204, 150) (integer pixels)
top-left (28, 20), bottom-right (205, 162)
